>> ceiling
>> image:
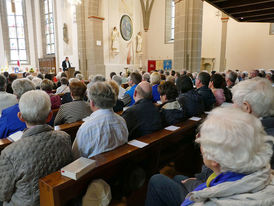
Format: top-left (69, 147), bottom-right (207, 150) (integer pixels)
top-left (205, 0), bottom-right (274, 23)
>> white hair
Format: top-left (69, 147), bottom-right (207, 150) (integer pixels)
top-left (32, 77), bottom-right (42, 88)
top-left (19, 90), bottom-right (51, 124)
top-left (88, 82), bottom-right (116, 109)
top-left (26, 75), bottom-right (33, 81)
top-left (88, 75), bottom-right (94, 82)
top-left (150, 72), bottom-right (161, 85)
top-left (69, 78), bottom-right (80, 84)
top-left (112, 75), bottom-right (122, 86)
top-left (232, 77), bottom-right (274, 117)
top-left (76, 73), bottom-right (84, 81)
top-left (142, 72), bottom-right (150, 82)
top-left (197, 107), bottom-right (274, 173)
top-left (12, 79), bottom-right (35, 99)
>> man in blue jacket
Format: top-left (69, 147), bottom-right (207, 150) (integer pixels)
top-left (121, 72), bottom-right (142, 107)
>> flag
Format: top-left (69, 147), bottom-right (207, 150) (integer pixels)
top-left (156, 60), bottom-right (163, 70)
top-left (164, 60), bottom-right (172, 70)
top-left (148, 60), bottom-right (156, 72)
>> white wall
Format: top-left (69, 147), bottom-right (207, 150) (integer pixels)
top-left (100, 0), bottom-right (144, 78)
top-left (201, 2), bottom-right (274, 72)
top-left (226, 20), bottom-right (274, 71)
top-left (54, 0), bottom-right (79, 71)
top-left (146, 0), bottom-right (174, 61)
top-left (201, 2), bottom-right (222, 71)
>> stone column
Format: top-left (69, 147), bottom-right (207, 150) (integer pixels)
top-left (219, 13), bottom-right (229, 72)
top-left (174, 0), bottom-right (203, 73)
top-left (76, 0), bottom-right (105, 78)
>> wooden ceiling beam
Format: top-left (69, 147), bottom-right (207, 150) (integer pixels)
top-left (227, 3), bottom-right (274, 15)
top-left (214, 0), bottom-right (274, 9)
top-left (246, 19), bottom-right (274, 23)
top-left (240, 15), bottom-right (274, 22)
top-left (233, 9), bottom-right (274, 19)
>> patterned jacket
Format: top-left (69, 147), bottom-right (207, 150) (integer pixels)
top-left (0, 125), bottom-right (73, 206)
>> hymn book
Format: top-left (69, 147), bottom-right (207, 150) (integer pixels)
top-left (8, 131), bottom-right (23, 142)
top-left (61, 157), bottom-right (97, 180)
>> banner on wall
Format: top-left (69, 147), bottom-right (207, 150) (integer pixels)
top-left (164, 60), bottom-right (172, 70)
top-left (156, 60), bottom-right (163, 71)
top-left (148, 60), bottom-right (156, 72)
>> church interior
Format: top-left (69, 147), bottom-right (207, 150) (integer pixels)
top-left (0, 0), bottom-right (274, 206)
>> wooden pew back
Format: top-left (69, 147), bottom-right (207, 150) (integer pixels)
top-left (39, 119), bottom-right (201, 206)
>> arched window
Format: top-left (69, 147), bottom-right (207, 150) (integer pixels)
top-left (165, 0), bottom-right (175, 43)
top-left (41, 0), bottom-right (55, 55)
top-left (0, 0), bottom-right (29, 64)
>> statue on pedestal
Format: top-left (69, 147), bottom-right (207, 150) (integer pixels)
top-left (111, 27), bottom-right (120, 54)
top-left (136, 32), bottom-right (143, 55)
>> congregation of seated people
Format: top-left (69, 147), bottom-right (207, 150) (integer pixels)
top-left (0, 68), bottom-right (273, 206)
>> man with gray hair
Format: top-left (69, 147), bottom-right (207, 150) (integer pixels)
top-left (225, 70), bottom-right (238, 89)
top-left (0, 74), bottom-right (17, 114)
top-left (122, 81), bottom-right (162, 140)
top-left (0, 90), bottom-right (73, 205)
top-left (0, 78), bottom-right (35, 138)
top-left (112, 75), bottom-right (126, 99)
top-left (72, 82), bottom-right (128, 158)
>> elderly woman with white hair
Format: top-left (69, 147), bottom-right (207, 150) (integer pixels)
top-left (145, 107), bottom-right (274, 206)
top-left (112, 75), bottom-right (126, 99)
top-left (0, 78), bottom-right (35, 138)
top-left (150, 72), bottom-right (161, 102)
top-left (0, 90), bottom-right (73, 206)
top-left (232, 77), bottom-right (274, 168)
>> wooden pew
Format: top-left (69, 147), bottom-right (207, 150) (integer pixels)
top-left (0, 138), bottom-right (12, 153)
top-left (52, 108), bottom-right (59, 117)
top-left (54, 121), bottom-right (83, 143)
top-left (39, 119), bottom-right (202, 206)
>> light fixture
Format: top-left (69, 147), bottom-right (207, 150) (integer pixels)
top-left (68, 0), bottom-right (82, 6)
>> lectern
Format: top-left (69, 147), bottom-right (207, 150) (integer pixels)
top-left (67, 67), bottom-right (75, 79)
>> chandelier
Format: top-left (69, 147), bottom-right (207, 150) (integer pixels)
top-left (68, 0), bottom-right (82, 5)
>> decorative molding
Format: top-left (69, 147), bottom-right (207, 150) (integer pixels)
top-left (140, 0), bottom-right (155, 31)
top-left (88, 16), bottom-right (105, 20)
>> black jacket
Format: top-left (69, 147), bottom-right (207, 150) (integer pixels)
top-left (122, 98), bottom-right (162, 140)
top-left (197, 86), bottom-right (216, 111)
top-left (62, 60), bottom-right (71, 71)
top-left (178, 90), bottom-right (204, 118)
top-left (261, 116), bottom-right (274, 169)
top-left (159, 100), bottom-right (186, 127)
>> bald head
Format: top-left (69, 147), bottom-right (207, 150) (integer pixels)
top-left (135, 81), bottom-right (152, 101)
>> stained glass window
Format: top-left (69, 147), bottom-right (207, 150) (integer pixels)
top-left (5, 0), bottom-right (28, 64)
top-left (43, 0), bottom-right (55, 55)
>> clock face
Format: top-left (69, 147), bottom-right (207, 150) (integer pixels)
top-left (120, 15), bottom-right (133, 41)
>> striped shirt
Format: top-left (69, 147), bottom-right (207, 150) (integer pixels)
top-left (54, 100), bottom-right (92, 125)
